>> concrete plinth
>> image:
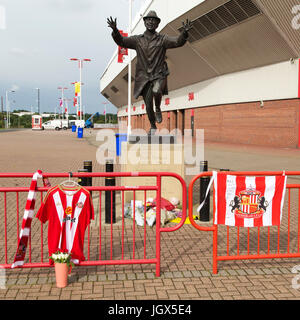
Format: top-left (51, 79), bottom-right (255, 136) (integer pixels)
top-left (120, 135), bottom-right (184, 205)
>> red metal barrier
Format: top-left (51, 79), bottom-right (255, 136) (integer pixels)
top-left (189, 171), bottom-right (300, 274)
top-left (0, 172), bottom-right (186, 276)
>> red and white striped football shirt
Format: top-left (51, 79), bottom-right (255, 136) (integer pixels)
top-left (36, 185), bottom-right (94, 264)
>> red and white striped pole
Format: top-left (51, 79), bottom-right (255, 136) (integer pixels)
top-left (57, 87), bottom-right (68, 120)
top-left (103, 102), bottom-right (109, 124)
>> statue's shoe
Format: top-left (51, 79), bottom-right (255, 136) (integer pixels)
top-left (155, 110), bottom-right (162, 123)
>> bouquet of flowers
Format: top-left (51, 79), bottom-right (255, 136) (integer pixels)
top-left (50, 250), bottom-right (73, 268)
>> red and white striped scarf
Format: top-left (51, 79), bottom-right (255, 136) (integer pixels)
top-left (11, 170), bottom-right (50, 268)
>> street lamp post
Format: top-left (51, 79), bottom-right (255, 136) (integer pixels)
top-left (5, 91), bottom-right (8, 129)
top-left (6, 90), bottom-right (15, 128)
top-left (0, 96), bottom-right (3, 127)
top-left (70, 58), bottom-right (91, 122)
top-left (57, 87), bottom-right (68, 119)
top-left (35, 88), bottom-right (40, 114)
top-left (102, 102), bottom-right (109, 124)
top-left (64, 98), bottom-right (71, 121)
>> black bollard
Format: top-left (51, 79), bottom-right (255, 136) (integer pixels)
top-left (83, 160), bottom-right (93, 195)
top-left (199, 160), bottom-right (210, 222)
top-left (78, 168), bottom-right (88, 187)
top-left (105, 160), bottom-right (116, 224)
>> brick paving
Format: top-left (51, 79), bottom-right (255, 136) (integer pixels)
top-left (0, 129), bottom-right (300, 300)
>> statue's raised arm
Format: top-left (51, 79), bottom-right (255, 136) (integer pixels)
top-left (182, 19), bottom-right (193, 33)
top-left (107, 16), bottom-right (117, 32)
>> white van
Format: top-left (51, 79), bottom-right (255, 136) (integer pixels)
top-left (69, 120), bottom-right (85, 128)
top-left (61, 120), bottom-right (69, 130)
top-left (42, 120), bottom-right (65, 130)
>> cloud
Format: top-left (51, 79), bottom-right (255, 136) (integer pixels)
top-left (10, 47), bottom-right (26, 55)
top-left (46, 0), bottom-right (95, 12)
top-left (10, 84), bottom-right (19, 92)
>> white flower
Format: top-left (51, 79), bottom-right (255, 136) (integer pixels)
top-left (52, 254), bottom-right (58, 260)
top-left (51, 251), bottom-right (71, 262)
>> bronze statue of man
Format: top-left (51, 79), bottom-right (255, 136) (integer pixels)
top-left (107, 11), bottom-right (193, 135)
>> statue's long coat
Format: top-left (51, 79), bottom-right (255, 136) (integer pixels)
top-left (111, 29), bottom-right (188, 99)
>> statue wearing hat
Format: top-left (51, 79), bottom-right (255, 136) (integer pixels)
top-left (107, 11), bottom-right (193, 135)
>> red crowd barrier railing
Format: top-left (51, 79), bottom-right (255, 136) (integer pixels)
top-left (188, 171), bottom-right (300, 274)
top-left (0, 172), bottom-right (186, 277)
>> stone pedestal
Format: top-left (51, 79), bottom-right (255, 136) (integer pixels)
top-left (120, 135), bottom-right (184, 204)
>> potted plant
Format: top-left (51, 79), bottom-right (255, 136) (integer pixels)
top-left (50, 250), bottom-right (73, 288)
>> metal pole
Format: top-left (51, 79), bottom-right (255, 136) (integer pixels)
top-left (199, 160), bottom-right (210, 221)
top-left (127, 0), bottom-right (132, 136)
top-left (5, 91), bottom-right (13, 129)
top-left (70, 58), bottom-right (90, 123)
top-left (105, 160), bottom-right (116, 224)
top-left (62, 88), bottom-right (64, 120)
top-left (65, 98), bottom-right (69, 121)
top-left (8, 98), bottom-right (10, 128)
top-left (75, 82), bottom-right (79, 120)
top-left (8, 92), bottom-right (10, 128)
top-left (103, 102), bottom-right (109, 124)
top-left (37, 88), bottom-right (40, 114)
top-left (0, 96), bottom-right (3, 128)
top-left (5, 91), bottom-right (8, 129)
top-left (79, 60), bottom-right (82, 122)
top-left (83, 160), bottom-right (92, 194)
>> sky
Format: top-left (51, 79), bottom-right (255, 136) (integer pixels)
top-left (0, 0), bottom-right (146, 115)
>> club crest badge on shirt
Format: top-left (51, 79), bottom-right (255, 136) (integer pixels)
top-left (63, 206), bottom-right (75, 222)
top-left (76, 202), bottom-right (84, 209)
top-left (65, 206), bottom-right (72, 215)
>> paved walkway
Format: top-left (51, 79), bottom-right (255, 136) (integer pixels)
top-left (1, 129), bottom-right (300, 300)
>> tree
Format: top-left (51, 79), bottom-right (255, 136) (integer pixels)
top-left (19, 115), bottom-right (32, 128)
top-left (0, 112), bottom-right (5, 129)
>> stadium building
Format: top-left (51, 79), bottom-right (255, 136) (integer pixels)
top-left (100, 0), bottom-right (300, 148)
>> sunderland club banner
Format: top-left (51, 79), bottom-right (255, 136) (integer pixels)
top-left (212, 172), bottom-right (287, 227)
top-left (118, 30), bottom-right (128, 63)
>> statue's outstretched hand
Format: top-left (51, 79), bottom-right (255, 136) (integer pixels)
top-left (107, 16), bottom-right (117, 31)
top-left (182, 19), bottom-right (193, 32)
